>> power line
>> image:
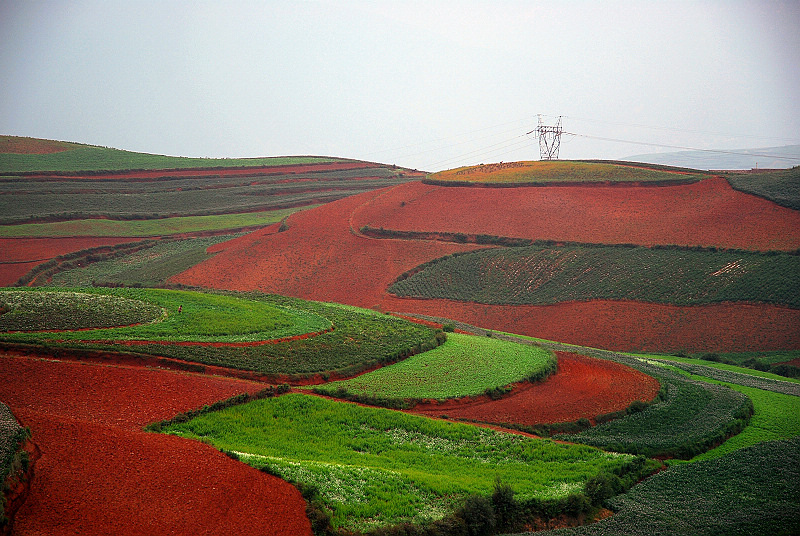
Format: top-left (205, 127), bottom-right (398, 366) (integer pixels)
top-left (563, 132), bottom-right (800, 161)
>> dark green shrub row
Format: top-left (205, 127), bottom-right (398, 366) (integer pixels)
top-left (144, 384), bottom-right (290, 433)
top-left (542, 437), bottom-right (800, 536)
top-left (296, 459), bottom-right (657, 536)
top-left (554, 371), bottom-right (754, 459)
top-left (15, 239), bottom-right (159, 286)
top-left (389, 243), bottom-right (800, 308)
top-left (1, 403), bottom-right (30, 527)
top-left (696, 352), bottom-right (800, 379)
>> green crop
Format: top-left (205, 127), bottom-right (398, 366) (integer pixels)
top-left (160, 393), bottom-right (652, 532)
top-left (0, 289), bottom-right (438, 376)
top-left (0, 287), bottom-right (328, 342)
top-left (390, 244), bottom-right (800, 308)
top-left (46, 235), bottom-right (240, 288)
top-left (0, 143), bottom-right (344, 173)
top-left (543, 437), bottom-right (800, 536)
top-left (0, 207), bottom-right (309, 238)
top-left (313, 332), bottom-right (556, 401)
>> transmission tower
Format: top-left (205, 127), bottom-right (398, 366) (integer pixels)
top-left (535, 115), bottom-right (563, 160)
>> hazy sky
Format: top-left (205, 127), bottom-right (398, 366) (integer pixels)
top-left (1, 0), bottom-right (798, 171)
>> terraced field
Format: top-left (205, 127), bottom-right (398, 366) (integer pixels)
top-left (389, 244), bottom-right (800, 308)
top-left (0, 288), bottom-right (438, 378)
top-left (312, 332), bottom-right (556, 404)
top-left (2, 144), bottom-right (798, 535)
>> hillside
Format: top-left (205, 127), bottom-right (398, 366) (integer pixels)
top-left (624, 144), bottom-right (800, 171)
top-left (173, 162), bottom-right (800, 352)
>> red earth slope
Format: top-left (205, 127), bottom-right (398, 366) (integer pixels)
top-left (410, 352), bottom-right (661, 426)
top-left (173, 180), bottom-right (800, 352)
top-left (0, 353), bottom-right (312, 535)
top-left (353, 177), bottom-right (800, 251)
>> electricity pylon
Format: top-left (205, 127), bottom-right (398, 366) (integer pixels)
top-left (535, 115), bottom-right (562, 160)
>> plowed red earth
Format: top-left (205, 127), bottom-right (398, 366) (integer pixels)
top-left (0, 237), bottom-right (138, 263)
top-left (175, 190), bottom-right (484, 308)
top-left (0, 354), bottom-right (312, 535)
top-left (353, 177), bottom-right (800, 251)
top-left (0, 138), bottom-right (75, 154)
top-left (0, 262), bottom-right (38, 287)
top-left (383, 296), bottom-right (800, 352)
top-left (174, 184), bottom-right (800, 352)
top-left (0, 237), bottom-right (142, 285)
top-left (410, 352), bottom-right (660, 425)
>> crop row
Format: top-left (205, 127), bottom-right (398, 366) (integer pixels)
top-left (398, 316), bottom-right (759, 460)
top-left (0, 168), bottom-right (410, 224)
top-left (656, 359), bottom-right (800, 397)
top-left (538, 346), bottom-right (754, 459)
top-left (389, 244), bottom-right (800, 308)
top-left (159, 393), bottom-right (658, 533)
top-left (0, 143), bottom-right (344, 173)
top-left (0, 287), bottom-right (328, 343)
top-left (312, 332), bottom-right (556, 405)
top-left (0, 289), bottom-right (164, 331)
top-left (45, 235), bottom-right (241, 288)
top-left (725, 166), bottom-right (800, 210)
top-left (0, 401), bottom-right (28, 526)
top-left (555, 376), bottom-right (753, 459)
top-left (0, 207), bottom-right (303, 238)
top-left (543, 437), bottom-right (800, 536)
top-left (685, 384), bottom-right (800, 463)
top-left (0, 289), bottom-right (439, 376)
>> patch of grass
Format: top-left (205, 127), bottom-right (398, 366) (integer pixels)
top-left (390, 244), bottom-right (800, 308)
top-left (0, 207), bottom-right (309, 237)
top-left (313, 332), bottom-right (555, 403)
top-left (0, 290), bottom-right (439, 376)
top-left (685, 385), bottom-right (800, 462)
top-left (0, 287), bottom-right (328, 342)
top-left (0, 142), bottom-right (345, 173)
top-left (160, 393), bottom-right (654, 532)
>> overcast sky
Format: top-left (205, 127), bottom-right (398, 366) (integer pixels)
top-left (1, 0), bottom-right (798, 171)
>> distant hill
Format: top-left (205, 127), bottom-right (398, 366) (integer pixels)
top-left (623, 145), bottom-right (800, 170)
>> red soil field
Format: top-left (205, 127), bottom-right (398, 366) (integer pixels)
top-left (352, 177), bottom-right (800, 251)
top-left (0, 237), bottom-right (143, 285)
top-left (410, 352), bottom-right (661, 425)
top-left (383, 296), bottom-right (800, 353)
top-left (174, 183), bottom-right (800, 353)
top-left (0, 237), bottom-right (138, 263)
top-left (0, 262), bottom-right (37, 287)
top-left (176, 190), bottom-right (484, 308)
top-left (0, 354), bottom-right (312, 535)
top-left (0, 137), bottom-right (75, 154)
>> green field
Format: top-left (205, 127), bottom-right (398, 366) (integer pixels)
top-left (312, 332), bottom-right (556, 402)
top-left (0, 172), bottom-right (407, 225)
top-left (390, 244), bottom-right (800, 308)
top-left (0, 138), bottom-right (346, 173)
top-left (43, 235), bottom-right (239, 288)
top-left (425, 160), bottom-right (708, 185)
top-left (160, 393), bottom-right (656, 532)
top-left (0, 287), bottom-right (328, 342)
top-left (539, 437), bottom-right (800, 536)
top-left (0, 402), bottom-right (28, 526)
top-left (0, 289), bottom-right (439, 376)
top-left (0, 207), bottom-right (308, 237)
top-left (725, 166), bottom-right (800, 210)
